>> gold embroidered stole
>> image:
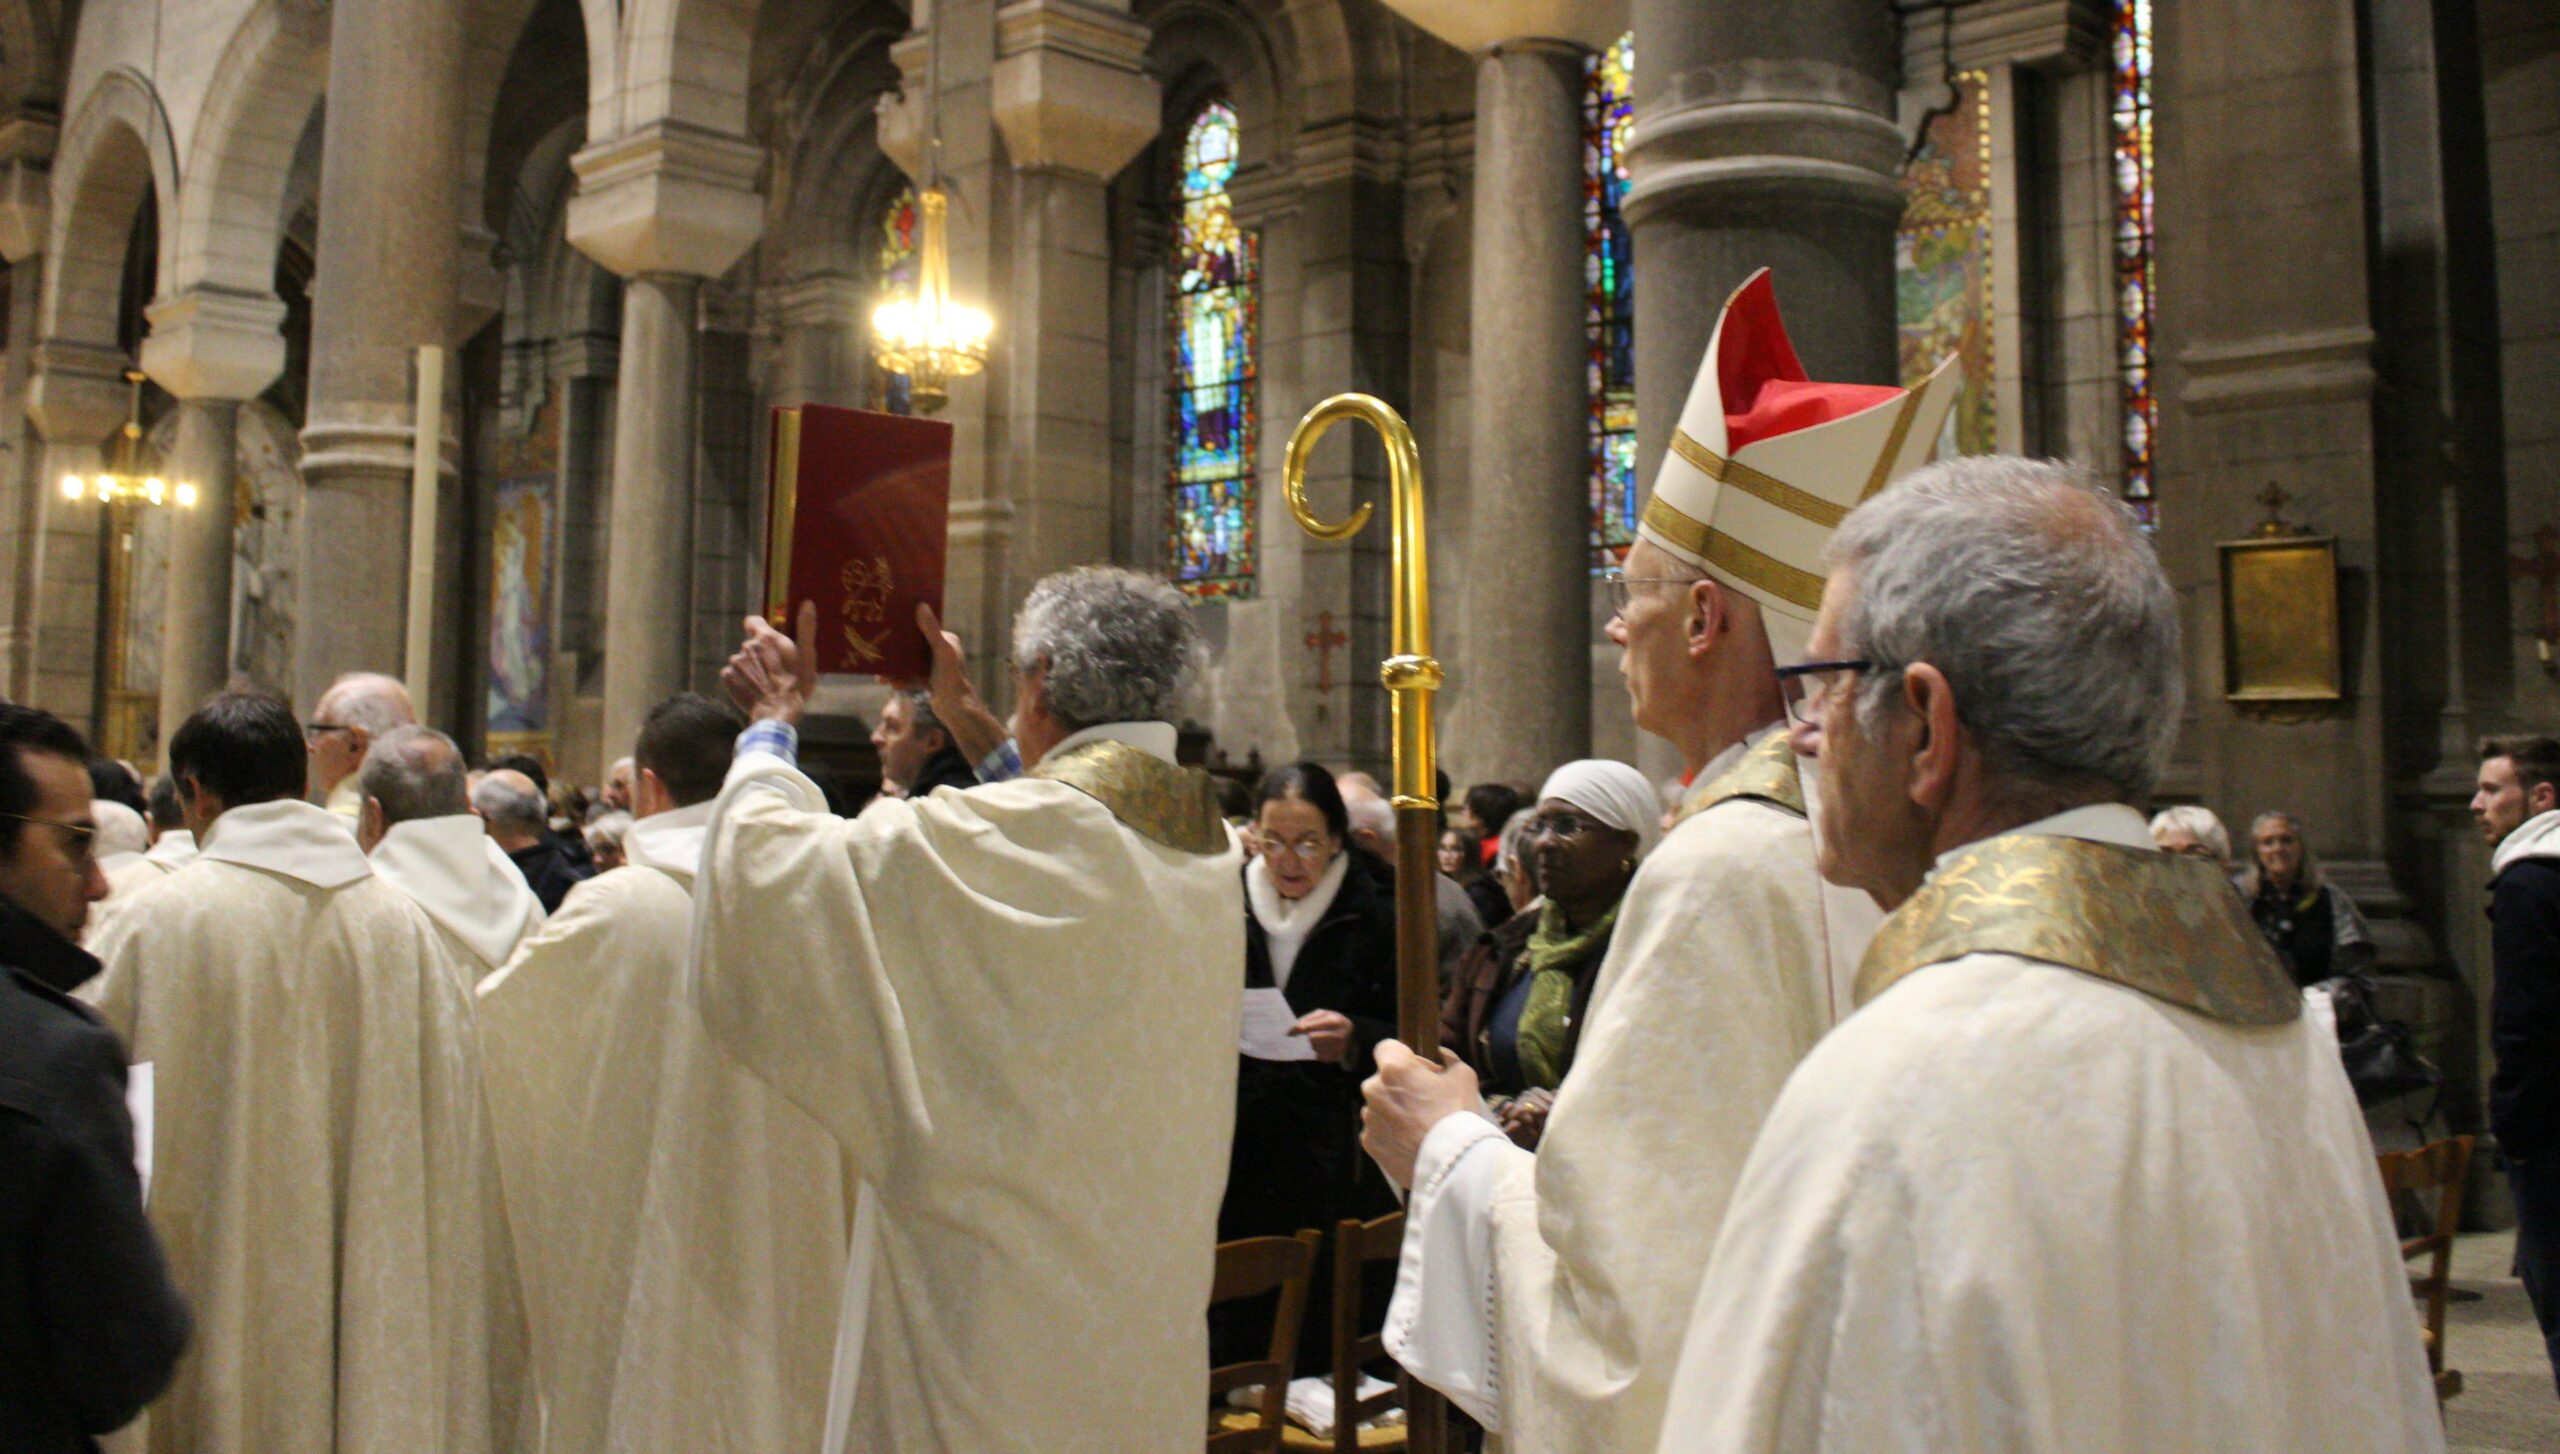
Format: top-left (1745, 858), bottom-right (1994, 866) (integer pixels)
top-left (1028, 739), bottom-right (1231, 856)
top-left (1854, 834), bottom-right (2301, 1026)
top-left (1671, 730), bottom-right (1807, 829)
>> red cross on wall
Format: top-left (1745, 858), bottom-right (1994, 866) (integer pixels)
top-left (1305, 611), bottom-right (1349, 696)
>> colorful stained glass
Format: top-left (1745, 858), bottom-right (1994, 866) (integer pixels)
top-left (1896, 70), bottom-right (1996, 455)
top-left (2112, 0), bottom-right (2157, 523)
top-left (1168, 101), bottom-right (1258, 597)
top-left (874, 184), bottom-right (920, 414)
top-left (1585, 32), bottom-right (1636, 568)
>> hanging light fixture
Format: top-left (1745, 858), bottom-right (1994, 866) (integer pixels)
top-left (871, 8), bottom-right (992, 414)
top-left (60, 370), bottom-right (198, 509)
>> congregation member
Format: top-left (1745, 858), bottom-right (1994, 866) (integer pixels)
top-left (1459, 782), bottom-right (1522, 872)
top-left (1221, 762), bottom-right (1400, 1372)
top-left (0, 704), bottom-right (191, 1453)
top-left (1361, 270), bottom-right (1937, 1454)
top-left (142, 773), bottom-right (196, 868)
top-left (488, 751), bottom-right (595, 870)
top-left (303, 671), bottom-right (415, 825)
top-left (583, 808), bottom-right (632, 871)
top-left (87, 692), bottom-right (519, 1454)
top-left (356, 726), bottom-right (545, 984)
top-left (599, 754), bottom-right (635, 814)
top-left (2149, 802), bottom-right (2233, 866)
top-left (79, 798), bottom-right (153, 945)
top-left (1490, 808), bottom-right (1539, 917)
top-left (1339, 770), bottom-right (1482, 984)
top-left (473, 766), bottom-right (591, 911)
top-left (699, 566), bottom-right (1243, 1451)
top-left (2242, 808), bottom-right (2377, 987)
top-left (2473, 733), bottom-right (2560, 1393)
top-left (479, 692), bottom-right (850, 1454)
top-left (1439, 761), bottom-right (1656, 1151)
top-left (872, 687), bottom-right (979, 796)
top-left (1653, 456), bottom-right (2440, 1453)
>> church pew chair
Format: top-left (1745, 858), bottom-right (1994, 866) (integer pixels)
top-left (2375, 1133), bottom-right (2475, 1404)
top-left (1208, 1230), bottom-right (1323, 1454)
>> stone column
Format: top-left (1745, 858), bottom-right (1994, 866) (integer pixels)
top-left (295, 0), bottom-right (465, 708)
top-left (142, 287), bottom-right (288, 736)
top-left (0, 116), bottom-right (54, 702)
top-left (1465, 42), bottom-right (1591, 784)
top-left (17, 342), bottom-right (125, 722)
top-left (566, 122), bottom-right (763, 761)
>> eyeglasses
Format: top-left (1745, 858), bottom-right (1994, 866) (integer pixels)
top-left (1259, 832), bottom-right (1338, 862)
top-left (302, 722), bottom-right (355, 741)
top-left (1773, 659), bottom-right (1877, 727)
top-left (1601, 568), bottom-right (1693, 618)
top-left (1526, 810), bottom-right (1608, 841)
top-left (1, 813), bottom-right (96, 870)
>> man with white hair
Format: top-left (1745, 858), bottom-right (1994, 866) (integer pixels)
top-left (357, 726), bottom-right (544, 983)
top-left (600, 755), bottom-right (635, 814)
top-left (77, 798), bottom-right (153, 946)
top-left (1338, 771), bottom-right (1482, 983)
top-left (1653, 457), bottom-right (2440, 1453)
top-left (304, 671), bottom-right (415, 827)
top-left (477, 692), bottom-right (849, 1454)
top-left (1359, 270), bottom-right (1954, 1454)
top-left (704, 565), bottom-right (1241, 1452)
top-left (473, 767), bottom-right (590, 912)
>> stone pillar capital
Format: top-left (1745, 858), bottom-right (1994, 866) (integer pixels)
top-left (567, 121), bottom-right (766, 281)
top-left (1376, 0), bottom-right (1625, 56)
top-left (140, 287), bottom-right (289, 402)
top-left (25, 338), bottom-right (133, 443)
top-left (987, 0), bottom-right (1160, 181)
top-left (0, 112), bottom-right (59, 264)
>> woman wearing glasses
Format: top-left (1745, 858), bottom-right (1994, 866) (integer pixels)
top-left (1215, 760), bottom-right (1400, 1375)
top-left (1441, 761), bottom-right (1659, 1150)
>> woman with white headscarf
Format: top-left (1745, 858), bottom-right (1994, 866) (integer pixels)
top-left (1440, 760), bottom-right (1657, 1149)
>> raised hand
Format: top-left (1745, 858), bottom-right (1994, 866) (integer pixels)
top-left (722, 600), bottom-right (819, 727)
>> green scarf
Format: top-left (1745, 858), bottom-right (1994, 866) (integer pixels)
top-left (1514, 898), bottom-right (1619, 1092)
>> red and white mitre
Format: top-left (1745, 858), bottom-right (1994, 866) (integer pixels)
top-left (1637, 268), bottom-right (1964, 664)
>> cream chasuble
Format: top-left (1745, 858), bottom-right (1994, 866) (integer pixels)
top-left (692, 723), bottom-right (1242, 1454)
top-left (84, 849), bottom-right (174, 947)
top-left (1653, 805), bottom-right (2443, 1454)
top-left (143, 828), bottom-right (197, 869)
top-left (1386, 729), bottom-right (1875, 1453)
top-left (476, 798), bottom-right (851, 1454)
top-left (84, 798), bottom-right (522, 1454)
top-left (373, 814), bottom-right (546, 982)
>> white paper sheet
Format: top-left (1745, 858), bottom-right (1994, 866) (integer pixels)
top-left (126, 1061), bottom-right (153, 1203)
top-left (1240, 987), bottom-right (1316, 1061)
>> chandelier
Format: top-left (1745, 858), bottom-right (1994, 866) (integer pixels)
top-left (60, 370), bottom-right (198, 509)
top-left (871, 13), bottom-right (992, 414)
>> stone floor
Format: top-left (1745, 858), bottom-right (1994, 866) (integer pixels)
top-left (2444, 1231), bottom-right (2560, 1454)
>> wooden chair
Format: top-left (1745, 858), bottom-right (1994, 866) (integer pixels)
top-left (2375, 1134), bottom-right (2474, 1403)
top-left (1208, 1231), bottom-right (1323, 1454)
top-left (1295, 1210), bottom-right (1411, 1453)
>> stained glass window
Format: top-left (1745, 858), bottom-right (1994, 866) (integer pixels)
top-left (1167, 100), bottom-right (1258, 598)
top-left (873, 184), bottom-right (920, 415)
top-left (2112, 0), bottom-right (2158, 522)
top-left (1896, 70), bottom-right (1995, 454)
top-left (1585, 33), bottom-right (1636, 568)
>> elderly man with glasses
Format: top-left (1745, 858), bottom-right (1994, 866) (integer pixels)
top-left (1653, 457), bottom-right (2440, 1454)
top-left (302, 671), bottom-right (415, 830)
top-left (1360, 270), bottom-right (1959, 1454)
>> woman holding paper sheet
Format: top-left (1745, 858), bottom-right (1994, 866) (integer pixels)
top-left (1216, 760), bottom-right (1400, 1374)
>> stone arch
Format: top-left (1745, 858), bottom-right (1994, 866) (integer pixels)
top-left (615, 0), bottom-right (761, 139)
top-left (39, 67), bottom-right (179, 357)
top-left (465, 0), bottom-right (594, 237)
top-left (764, 17), bottom-right (903, 285)
top-left (0, 0), bottom-right (67, 113)
top-left (1141, 0), bottom-right (1292, 173)
top-left (169, 0), bottom-right (329, 299)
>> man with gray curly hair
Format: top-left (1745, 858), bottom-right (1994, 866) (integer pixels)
top-left (1654, 457), bottom-right (2442, 1454)
top-left (695, 565), bottom-right (1242, 1453)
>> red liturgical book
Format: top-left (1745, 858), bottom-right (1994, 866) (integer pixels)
top-left (765, 404), bottom-right (953, 680)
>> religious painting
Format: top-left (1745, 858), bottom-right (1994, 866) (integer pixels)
top-left (1896, 69), bottom-right (1995, 457)
top-left (1585, 32), bottom-right (1638, 568)
top-left (231, 401), bottom-right (302, 697)
top-left (2112, 0), bottom-right (2159, 522)
top-left (874, 184), bottom-right (919, 416)
top-left (1167, 99), bottom-right (1259, 599)
top-left (2220, 531), bottom-right (2341, 703)
top-left (486, 394), bottom-right (558, 747)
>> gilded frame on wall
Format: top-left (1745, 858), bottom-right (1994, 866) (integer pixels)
top-left (2218, 532), bottom-right (2342, 704)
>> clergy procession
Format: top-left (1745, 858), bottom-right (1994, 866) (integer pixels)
top-left (3, 265), bottom-right (2530, 1454)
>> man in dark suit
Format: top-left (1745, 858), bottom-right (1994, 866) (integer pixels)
top-left (2475, 732), bottom-right (2560, 1395)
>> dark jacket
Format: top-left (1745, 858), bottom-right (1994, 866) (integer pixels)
top-left (0, 898), bottom-right (191, 1453)
top-left (1440, 905), bottom-right (1612, 1097)
top-left (1462, 873), bottom-right (1513, 936)
top-left (507, 837), bottom-right (595, 914)
top-left (909, 746), bottom-right (979, 798)
top-left (2492, 857), bottom-right (2560, 1159)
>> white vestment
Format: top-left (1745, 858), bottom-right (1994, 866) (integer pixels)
top-left (371, 814), bottom-right (546, 982)
top-left (143, 828), bottom-right (197, 870)
top-left (692, 721), bottom-right (1243, 1453)
top-left (84, 849), bottom-right (171, 947)
top-left (476, 798), bottom-right (851, 1454)
top-left (1653, 805), bottom-right (2444, 1454)
top-left (85, 799), bottom-right (521, 1454)
top-left (1387, 728), bottom-right (1875, 1453)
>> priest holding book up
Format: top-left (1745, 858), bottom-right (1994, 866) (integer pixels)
top-left (698, 563), bottom-right (1244, 1453)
